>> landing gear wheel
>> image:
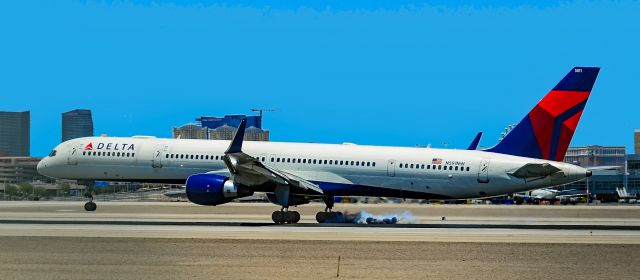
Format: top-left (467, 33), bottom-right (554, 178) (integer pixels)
top-left (84, 201), bottom-right (97, 212)
top-left (289, 211), bottom-right (300, 224)
top-left (316, 211), bottom-right (343, 223)
top-left (272, 211), bottom-right (285, 224)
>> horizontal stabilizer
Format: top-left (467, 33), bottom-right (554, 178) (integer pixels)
top-left (510, 163), bottom-right (561, 178)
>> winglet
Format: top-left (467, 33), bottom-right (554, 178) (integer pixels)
top-left (467, 132), bottom-right (483, 150)
top-left (225, 119), bottom-right (247, 154)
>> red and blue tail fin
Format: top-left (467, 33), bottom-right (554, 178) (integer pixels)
top-left (485, 67), bottom-right (600, 161)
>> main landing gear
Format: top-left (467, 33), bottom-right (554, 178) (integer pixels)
top-left (315, 195), bottom-right (343, 223)
top-left (315, 210), bottom-right (344, 223)
top-left (272, 208), bottom-right (300, 224)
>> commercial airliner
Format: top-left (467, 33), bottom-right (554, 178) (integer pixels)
top-left (38, 67), bottom-right (599, 224)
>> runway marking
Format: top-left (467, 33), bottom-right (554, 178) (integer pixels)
top-left (0, 223), bottom-right (639, 244)
top-left (1, 219), bottom-right (640, 230)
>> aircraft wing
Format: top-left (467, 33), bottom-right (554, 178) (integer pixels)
top-left (221, 119), bottom-right (324, 196)
top-left (509, 163), bottom-right (561, 179)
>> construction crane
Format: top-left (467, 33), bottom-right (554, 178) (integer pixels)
top-left (250, 108), bottom-right (277, 119)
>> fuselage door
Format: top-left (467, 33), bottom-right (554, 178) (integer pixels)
top-left (477, 159), bottom-right (490, 183)
top-left (152, 145), bottom-right (166, 168)
top-left (387, 160), bottom-right (396, 177)
top-left (67, 143), bottom-right (81, 165)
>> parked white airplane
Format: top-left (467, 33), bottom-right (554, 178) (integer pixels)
top-left (38, 67), bottom-right (599, 223)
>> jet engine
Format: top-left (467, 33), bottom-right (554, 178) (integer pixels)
top-left (185, 174), bottom-right (253, 206)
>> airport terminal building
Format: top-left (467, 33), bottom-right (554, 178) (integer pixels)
top-left (562, 145), bottom-right (640, 198)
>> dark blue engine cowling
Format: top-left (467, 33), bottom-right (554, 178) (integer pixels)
top-left (186, 173), bottom-right (250, 206)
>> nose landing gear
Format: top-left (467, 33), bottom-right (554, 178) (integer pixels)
top-left (84, 200), bottom-right (97, 212)
top-left (83, 186), bottom-right (97, 212)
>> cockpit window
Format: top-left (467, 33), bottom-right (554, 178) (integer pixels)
top-left (48, 150), bottom-right (57, 157)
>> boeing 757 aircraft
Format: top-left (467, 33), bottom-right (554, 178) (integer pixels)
top-left (38, 67), bottom-right (599, 224)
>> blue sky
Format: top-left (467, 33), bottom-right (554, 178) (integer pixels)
top-left (1, 0), bottom-right (638, 157)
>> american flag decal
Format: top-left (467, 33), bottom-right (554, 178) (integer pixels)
top-left (432, 158), bottom-right (442, 164)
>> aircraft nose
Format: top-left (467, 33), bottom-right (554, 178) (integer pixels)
top-left (37, 158), bottom-right (49, 176)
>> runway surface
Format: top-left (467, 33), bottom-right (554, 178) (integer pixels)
top-left (1, 202), bottom-right (640, 279)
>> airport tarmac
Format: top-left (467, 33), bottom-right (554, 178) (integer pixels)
top-left (1, 202), bottom-right (640, 279)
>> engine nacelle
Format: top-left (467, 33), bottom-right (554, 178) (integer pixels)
top-left (186, 174), bottom-right (252, 206)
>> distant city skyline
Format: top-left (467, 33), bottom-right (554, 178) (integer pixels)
top-left (1, 1), bottom-right (639, 156)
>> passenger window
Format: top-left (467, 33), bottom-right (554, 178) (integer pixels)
top-left (262, 157), bottom-right (266, 162)
top-left (132, 153), bottom-right (135, 157)
top-left (466, 167), bottom-right (470, 171)
top-left (449, 166), bottom-right (453, 170)
top-left (271, 158), bottom-right (274, 162)
top-left (427, 165), bottom-right (430, 170)
top-left (399, 164), bottom-right (403, 168)
top-left (82, 151), bottom-right (86, 156)
top-left (324, 160), bottom-right (327, 164)
top-left (126, 153), bottom-right (130, 157)
top-left (421, 164), bottom-right (425, 169)
top-left (165, 154), bottom-right (168, 159)
top-left (277, 158), bottom-right (281, 163)
top-left (339, 160), bottom-right (343, 165)
top-left (455, 166), bottom-right (459, 171)
top-left (366, 162), bottom-right (370, 167)
top-left (410, 164), bottom-right (414, 168)
top-left (351, 161), bottom-right (354, 166)
top-left (329, 160), bottom-right (333, 164)
top-left (438, 165), bottom-right (442, 170)
top-left (312, 159), bottom-right (316, 164)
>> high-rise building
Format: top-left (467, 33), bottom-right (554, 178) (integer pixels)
top-left (187, 114), bottom-right (269, 141)
top-left (0, 111), bottom-right (30, 157)
top-left (172, 124), bottom-right (207, 139)
top-left (196, 115), bottom-right (262, 129)
top-left (635, 129), bottom-right (640, 154)
top-left (62, 109), bottom-right (94, 142)
top-left (207, 125), bottom-right (270, 141)
top-left (563, 145), bottom-right (626, 168)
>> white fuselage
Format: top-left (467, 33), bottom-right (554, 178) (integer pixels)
top-left (37, 136), bottom-right (589, 199)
